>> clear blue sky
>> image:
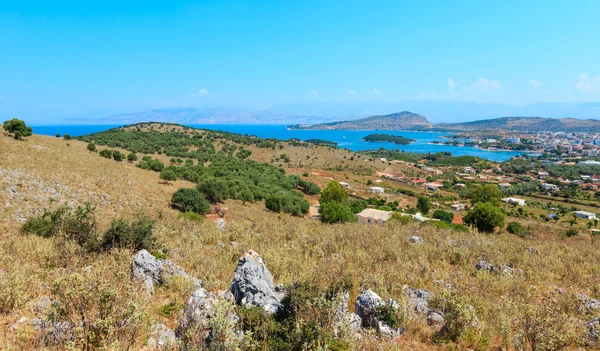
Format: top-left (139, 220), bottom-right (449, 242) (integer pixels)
top-left (1, 0), bottom-right (600, 121)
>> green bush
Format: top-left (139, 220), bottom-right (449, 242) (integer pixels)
top-left (463, 202), bottom-right (506, 233)
top-left (565, 228), bottom-right (578, 237)
top-left (178, 211), bottom-right (204, 222)
top-left (416, 196), bottom-right (432, 215)
top-left (3, 118), bottom-right (32, 139)
top-left (390, 212), bottom-right (412, 224)
top-left (127, 152), bottom-right (138, 162)
top-left (171, 188), bottom-right (210, 215)
top-left (160, 169), bottom-right (178, 182)
top-left (507, 221), bottom-right (529, 237)
top-left (63, 134), bottom-right (71, 140)
top-left (320, 201), bottom-right (356, 224)
top-left (100, 216), bottom-right (156, 251)
top-left (320, 181), bottom-right (347, 204)
top-left (112, 150), bottom-right (124, 162)
top-left (433, 209), bottom-right (454, 224)
top-left (99, 149), bottom-right (113, 158)
top-left (87, 143), bottom-right (96, 152)
top-left (265, 196), bottom-right (283, 213)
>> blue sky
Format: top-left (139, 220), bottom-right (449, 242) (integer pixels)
top-left (1, 0), bottom-right (600, 121)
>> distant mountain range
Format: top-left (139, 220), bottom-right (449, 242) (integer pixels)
top-left (289, 112), bottom-right (600, 133)
top-left (62, 107), bottom-right (337, 125)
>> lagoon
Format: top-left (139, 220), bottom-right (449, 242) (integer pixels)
top-left (31, 124), bottom-right (522, 162)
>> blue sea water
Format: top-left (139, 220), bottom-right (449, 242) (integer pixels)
top-left (31, 124), bottom-right (522, 162)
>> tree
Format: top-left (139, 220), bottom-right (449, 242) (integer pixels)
top-left (3, 118), bottom-right (32, 140)
top-left (198, 179), bottom-right (230, 203)
top-left (127, 153), bottom-right (138, 162)
top-left (160, 169), bottom-right (177, 182)
top-left (468, 184), bottom-right (502, 206)
top-left (319, 181), bottom-right (347, 204)
top-left (265, 196), bottom-right (283, 213)
top-left (55, 133), bottom-right (60, 138)
top-left (433, 209), bottom-right (454, 223)
top-left (463, 202), bottom-right (506, 233)
top-left (320, 201), bottom-right (357, 224)
top-left (416, 196), bottom-right (432, 215)
top-left (171, 188), bottom-right (210, 214)
top-left (87, 143), bottom-right (96, 152)
top-left (99, 149), bottom-right (113, 159)
top-left (63, 134), bottom-right (71, 140)
top-left (112, 150), bottom-right (124, 162)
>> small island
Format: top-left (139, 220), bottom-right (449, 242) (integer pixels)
top-left (363, 134), bottom-right (415, 145)
top-left (304, 139), bottom-right (338, 147)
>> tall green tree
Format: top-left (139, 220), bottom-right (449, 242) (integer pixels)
top-left (468, 184), bottom-right (502, 206)
top-left (3, 119), bottom-right (32, 140)
top-left (464, 202), bottom-right (506, 233)
top-left (319, 181), bottom-right (347, 204)
top-left (416, 196), bottom-right (432, 215)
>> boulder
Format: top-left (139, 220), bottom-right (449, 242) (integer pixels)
top-left (176, 288), bottom-right (240, 347)
top-left (355, 290), bottom-right (383, 328)
top-left (32, 318), bottom-right (73, 345)
top-left (131, 250), bottom-right (202, 294)
top-left (475, 260), bottom-right (521, 278)
top-left (427, 310), bottom-right (445, 326)
top-left (578, 293), bottom-right (600, 315)
top-left (147, 324), bottom-right (177, 350)
top-left (588, 318), bottom-right (600, 346)
top-left (525, 246), bottom-right (540, 255)
top-left (404, 286), bottom-right (431, 315)
top-left (409, 236), bottom-right (424, 244)
top-left (230, 250), bottom-right (283, 314)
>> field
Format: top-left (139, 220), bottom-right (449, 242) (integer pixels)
top-left (1, 126), bottom-right (600, 350)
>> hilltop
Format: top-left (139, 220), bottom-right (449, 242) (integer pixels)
top-left (288, 111), bottom-right (433, 130)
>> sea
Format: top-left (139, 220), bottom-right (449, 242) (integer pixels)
top-left (31, 124), bottom-right (522, 162)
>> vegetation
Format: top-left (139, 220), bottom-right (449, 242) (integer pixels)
top-left (320, 201), bottom-right (357, 224)
top-left (171, 188), bottom-right (211, 215)
top-left (416, 195), bottom-right (432, 215)
top-left (3, 118), bottom-right (32, 140)
top-left (432, 209), bottom-right (454, 223)
top-left (363, 134), bottom-right (414, 145)
top-left (464, 202), bottom-right (506, 233)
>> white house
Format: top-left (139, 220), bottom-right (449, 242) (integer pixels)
top-left (463, 167), bottom-right (476, 174)
top-left (356, 208), bottom-right (392, 226)
top-left (451, 204), bottom-right (466, 211)
top-left (502, 197), bottom-right (526, 206)
top-left (370, 186), bottom-right (385, 194)
top-left (541, 183), bottom-right (558, 191)
top-left (574, 210), bottom-right (597, 220)
top-left (339, 182), bottom-right (350, 189)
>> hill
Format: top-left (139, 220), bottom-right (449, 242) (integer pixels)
top-left (1, 122), bottom-right (599, 350)
top-left (288, 111), bottom-right (433, 130)
top-left (435, 116), bottom-right (600, 133)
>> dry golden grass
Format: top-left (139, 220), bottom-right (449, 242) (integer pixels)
top-left (1, 131), bottom-right (599, 350)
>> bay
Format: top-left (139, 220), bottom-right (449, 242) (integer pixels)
top-left (31, 124), bottom-right (521, 162)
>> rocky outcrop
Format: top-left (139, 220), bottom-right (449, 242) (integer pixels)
top-left (131, 250), bottom-right (202, 294)
top-left (427, 310), bottom-right (445, 326)
top-left (355, 290), bottom-right (404, 338)
top-left (404, 286), bottom-right (431, 315)
top-left (147, 324), bottom-right (177, 350)
top-left (409, 236), bottom-right (424, 244)
top-left (176, 288), bottom-right (240, 347)
top-left (32, 318), bottom-right (73, 345)
top-left (588, 318), bottom-right (600, 346)
top-left (230, 250), bottom-right (283, 314)
top-left (475, 260), bottom-right (522, 278)
top-left (578, 293), bottom-right (600, 315)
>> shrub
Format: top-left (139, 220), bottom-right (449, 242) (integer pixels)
top-left (112, 150), bottom-right (124, 161)
top-left (434, 290), bottom-right (478, 342)
top-left (565, 228), bottom-right (578, 237)
top-left (178, 211), bottom-right (204, 222)
top-left (171, 188), bottom-right (210, 214)
top-left (198, 179), bottom-right (230, 203)
top-left (416, 196), bottom-right (432, 215)
top-left (160, 169), bottom-right (178, 182)
top-left (127, 152), bottom-right (138, 162)
top-left (507, 221), bottom-right (529, 237)
top-left (467, 184), bottom-right (502, 206)
top-left (265, 196), bottom-right (283, 213)
top-left (390, 212), bottom-right (412, 224)
top-left (63, 134), bottom-right (71, 140)
top-left (148, 159), bottom-right (165, 172)
top-left (320, 201), bottom-right (357, 224)
top-left (319, 181), bottom-right (347, 204)
top-left (55, 133), bottom-right (60, 138)
top-left (433, 209), bottom-right (454, 223)
top-left (349, 199), bottom-right (368, 214)
top-left (99, 149), bottom-right (113, 158)
top-left (87, 143), bottom-right (96, 152)
top-left (3, 118), bottom-right (32, 139)
top-left (298, 180), bottom-right (320, 195)
top-left (463, 202), bottom-right (506, 233)
top-left (99, 216), bottom-right (156, 251)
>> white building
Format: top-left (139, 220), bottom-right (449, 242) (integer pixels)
top-left (369, 186), bottom-right (385, 194)
top-left (451, 204), bottom-right (466, 211)
top-left (502, 197), bottom-right (526, 206)
top-left (505, 137), bottom-right (521, 143)
top-left (339, 182), bottom-right (350, 189)
top-left (541, 183), bottom-right (559, 191)
top-left (356, 208), bottom-right (392, 226)
top-left (574, 211), bottom-right (597, 220)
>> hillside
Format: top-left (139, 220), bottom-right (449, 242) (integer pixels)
top-left (2, 122), bottom-right (600, 350)
top-left (288, 111), bottom-right (433, 130)
top-left (436, 116), bottom-right (600, 133)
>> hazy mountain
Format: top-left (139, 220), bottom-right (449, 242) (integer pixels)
top-left (288, 111), bottom-right (432, 130)
top-left (436, 116), bottom-right (600, 133)
top-left (62, 107), bottom-right (335, 125)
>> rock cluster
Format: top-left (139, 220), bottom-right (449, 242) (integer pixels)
top-left (230, 249), bottom-right (284, 314)
top-left (475, 260), bottom-right (523, 277)
top-left (578, 293), bottom-right (600, 315)
top-left (131, 249), bottom-right (202, 294)
top-left (355, 290), bottom-right (404, 338)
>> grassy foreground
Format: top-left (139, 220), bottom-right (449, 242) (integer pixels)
top-left (1, 128), bottom-right (599, 350)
